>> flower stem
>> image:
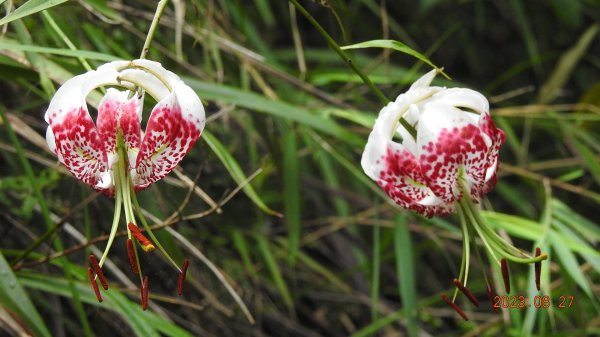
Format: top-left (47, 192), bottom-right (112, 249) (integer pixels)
top-left (140, 0), bottom-right (169, 59)
top-left (288, 0), bottom-right (417, 139)
top-left (130, 189), bottom-right (181, 272)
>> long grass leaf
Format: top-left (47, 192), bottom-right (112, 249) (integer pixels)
top-left (0, 252), bottom-right (51, 337)
top-left (0, 0), bottom-right (68, 26)
top-left (394, 216), bottom-right (418, 337)
top-left (549, 232), bottom-right (593, 298)
top-left (187, 79), bottom-right (360, 146)
top-left (203, 130), bottom-right (281, 216)
top-left (0, 41), bottom-right (121, 61)
top-left (537, 23), bottom-right (600, 103)
top-left (256, 236), bottom-right (294, 311)
top-left (341, 39), bottom-right (448, 78)
top-left (18, 272), bottom-right (192, 337)
top-left (283, 130), bottom-right (301, 265)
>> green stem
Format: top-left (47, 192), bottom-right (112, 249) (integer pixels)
top-left (289, 0), bottom-right (417, 139)
top-left (131, 189), bottom-right (181, 271)
top-left (98, 165), bottom-right (123, 268)
top-left (452, 203), bottom-right (470, 302)
top-left (140, 0), bottom-right (169, 59)
top-left (459, 199), bottom-right (499, 264)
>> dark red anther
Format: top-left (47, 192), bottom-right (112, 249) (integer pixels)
top-left (177, 259), bottom-right (189, 296)
top-left (89, 255), bottom-right (108, 290)
top-left (87, 267), bottom-right (102, 302)
top-left (486, 282), bottom-right (499, 312)
top-left (535, 247), bottom-right (541, 291)
top-left (128, 223), bottom-right (155, 252)
top-left (126, 239), bottom-right (139, 274)
top-left (453, 278), bottom-right (479, 307)
top-left (441, 294), bottom-right (468, 321)
top-left (141, 276), bottom-right (149, 311)
top-left (501, 258), bottom-right (510, 293)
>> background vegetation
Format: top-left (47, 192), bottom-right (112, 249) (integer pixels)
top-left (0, 0), bottom-right (599, 336)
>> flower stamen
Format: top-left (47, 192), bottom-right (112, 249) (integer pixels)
top-left (141, 276), bottom-right (149, 311)
top-left (126, 239), bottom-right (139, 274)
top-left (441, 294), bottom-right (469, 321)
top-left (501, 258), bottom-right (510, 293)
top-left (177, 258), bottom-right (189, 296)
top-left (486, 282), bottom-right (499, 312)
top-left (453, 278), bottom-right (479, 307)
top-left (128, 223), bottom-right (156, 252)
top-left (89, 255), bottom-right (108, 290)
top-left (535, 247), bottom-right (542, 291)
top-left (87, 267), bottom-right (103, 302)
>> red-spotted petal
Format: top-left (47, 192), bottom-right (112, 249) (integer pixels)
top-left (45, 62), bottom-right (129, 192)
top-left (96, 89), bottom-right (142, 169)
top-left (362, 101), bottom-right (452, 217)
top-left (417, 97), bottom-right (492, 203)
top-left (132, 82), bottom-right (205, 190)
top-left (48, 106), bottom-right (108, 190)
top-left (480, 112), bottom-right (506, 195)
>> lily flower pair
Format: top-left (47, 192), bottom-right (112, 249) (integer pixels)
top-left (45, 59), bottom-right (205, 307)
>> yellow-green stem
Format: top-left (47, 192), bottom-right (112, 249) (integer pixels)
top-left (140, 0), bottom-right (169, 59)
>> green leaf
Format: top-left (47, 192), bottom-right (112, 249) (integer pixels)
top-left (283, 130), bottom-right (301, 265)
top-left (256, 236), bottom-right (294, 311)
top-left (549, 232), bottom-right (594, 298)
top-left (0, 252), bottom-right (51, 337)
top-left (19, 271), bottom-right (193, 337)
top-left (187, 79), bottom-right (360, 146)
top-left (0, 0), bottom-right (68, 26)
top-left (394, 216), bottom-right (418, 337)
top-left (0, 42), bottom-right (120, 61)
top-left (568, 130), bottom-right (600, 186)
top-left (341, 39), bottom-right (449, 79)
top-left (537, 23), bottom-right (600, 103)
top-left (203, 130), bottom-right (281, 217)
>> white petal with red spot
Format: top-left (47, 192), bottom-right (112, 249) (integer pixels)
top-left (361, 70), bottom-right (505, 217)
top-left (45, 59), bottom-right (205, 194)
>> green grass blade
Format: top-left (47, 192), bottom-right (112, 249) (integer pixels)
top-left (350, 310), bottom-right (403, 337)
top-left (187, 79), bottom-right (360, 146)
top-left (256, 235), bottom-right (294, 312)
top-left (0, 252), bottom-right (51, 337)
top-left (283, 130), bottom-right (301, 265)
top-left (18, 272), bottom-right (193, 337)
top-left (232, 230), bottom-right (256, 275)
top-left (203, 130), bottom-right (281, 216)
top-left (537, 23), bottom-right (600, 103)
top-left (341, 39), bottom-right (449, 78)
top-left (0, 41), bottom-right (120, 61)
top-left (0, 0), bottom-right (68, 26)
top-left (370, 223), bottom-right (381, 321)
top-left (570, 131), bottom-right (600, 187)
top-left (253, 0), bottom-right (275, 27)
top-left (549, 232), bottom-right (594, 298)
top-left (393, 215), bottom-right (418, 337)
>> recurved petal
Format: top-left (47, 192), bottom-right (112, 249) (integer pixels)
top-left (428, 88), bottom-right (489, 116)
top-left (96, 89), bottom-right (142, 168)
top-left (48, 105), bottom-right (108, 191)
top-left (480, 111), bottom-right (506, 196)
top-left (133, 83), bottom-right (205, 191)
top-left (362, 124), bottom-right (452, 217)
top-left (417, 103), bottom-right (492, 203)
top-left (45, 62), bottom-right (127, 192)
